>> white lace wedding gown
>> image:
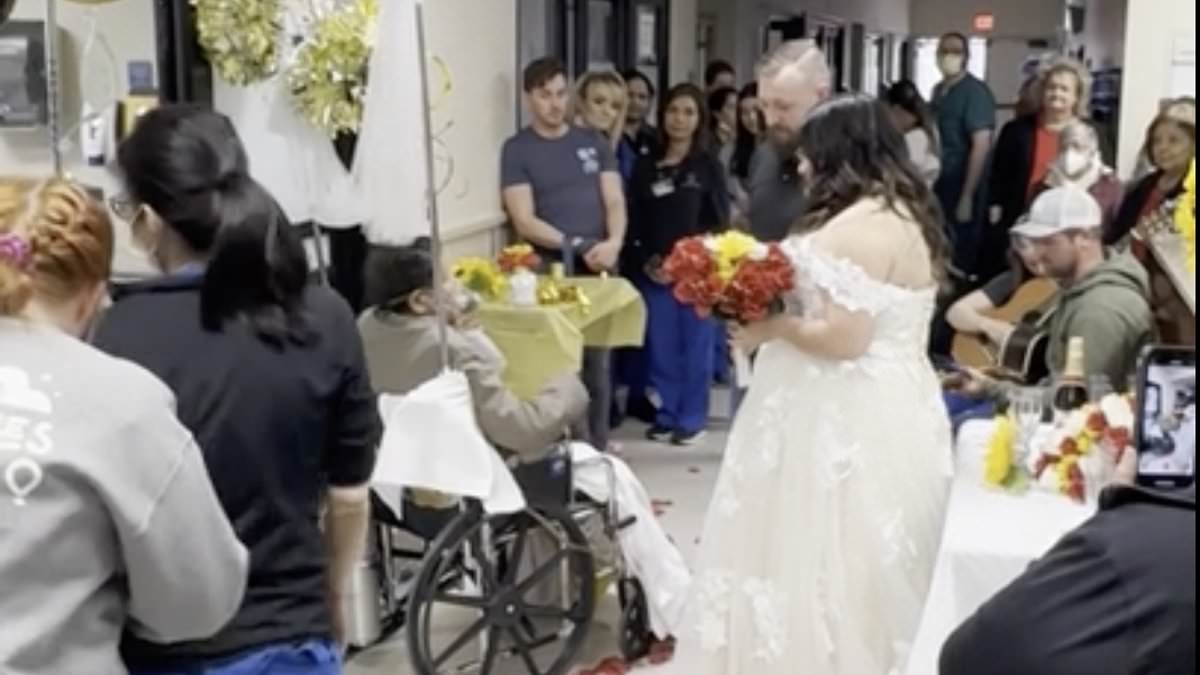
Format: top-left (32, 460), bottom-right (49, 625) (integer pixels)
top-left (676, 234), bottom-right (953, 675)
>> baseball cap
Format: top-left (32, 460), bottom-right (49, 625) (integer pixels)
top-left (1011, 185), bottom-right (1104, 240)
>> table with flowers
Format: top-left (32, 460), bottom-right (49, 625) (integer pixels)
top-left (905, 396), bottom-right (1135, 675)
top-left (455, 247), bottom-right (647, 399)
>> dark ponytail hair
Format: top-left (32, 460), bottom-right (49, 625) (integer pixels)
top-left (885, 80), bottom-right (940, 156)
top-left (363, 237), bottom-right (434, 313)
top-left (117, 104), bottom-right (312, 346)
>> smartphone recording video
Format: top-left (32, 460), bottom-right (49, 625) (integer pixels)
top-left (1136, 348), bottom-right (1197, 489)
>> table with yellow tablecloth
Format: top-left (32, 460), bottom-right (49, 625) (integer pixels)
top-left (476, 276), bottom-right (647, 399)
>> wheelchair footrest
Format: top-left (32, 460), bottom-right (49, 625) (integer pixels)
top-left (615, 515), bottom-right (638, 532)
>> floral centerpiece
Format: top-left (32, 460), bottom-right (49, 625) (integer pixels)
top-left (984, 394), bottom-right (1134, 503)
top-left (661, 231), bottom-right (795, 323)
top-left (452, 258), bottom-right (506, 301)
top-left (1174, 159), bottom-right (1196, 274)
top-left (497, 243), bottom-right (542, 274)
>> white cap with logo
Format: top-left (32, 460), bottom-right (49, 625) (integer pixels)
top-left (1011, 185), bottom-right (1104, 240)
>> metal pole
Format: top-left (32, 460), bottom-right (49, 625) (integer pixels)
top-left (414, 0), bottom-right (450, 371)
top-left (44, 0), bottom-right (63, 175)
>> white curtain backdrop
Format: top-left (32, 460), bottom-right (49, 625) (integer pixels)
top-left (352, 0), bottom-right (431, 245)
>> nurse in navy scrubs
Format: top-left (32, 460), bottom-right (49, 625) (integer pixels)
top-left (629, 83), bottom-right (731, 446)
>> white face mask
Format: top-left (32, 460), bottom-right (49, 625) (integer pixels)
top-left (1062, 149), bottom-right (1093, 177)
top-left (938, 55), bottom-right (965, 78)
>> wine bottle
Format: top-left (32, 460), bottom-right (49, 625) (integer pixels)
top-left (1053, 336), bottom-right (1091, 416)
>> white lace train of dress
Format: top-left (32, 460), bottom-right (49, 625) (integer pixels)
top-left (675, 236), bottom-right (953, 675)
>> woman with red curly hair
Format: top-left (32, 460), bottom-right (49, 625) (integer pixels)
top-left (0, 177), bottom-right (247, 675)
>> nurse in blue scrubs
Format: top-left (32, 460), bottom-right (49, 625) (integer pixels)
top-left (628, 83), bottom-right (731, 446)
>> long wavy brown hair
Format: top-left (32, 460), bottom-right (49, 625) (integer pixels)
top-left (793, 94), bottom-right (951, 284)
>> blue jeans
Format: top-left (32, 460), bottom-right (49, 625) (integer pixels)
top-left (131, 641), bottom-right (341, 675)
top-left (644, 282), bottom-right (715, 434)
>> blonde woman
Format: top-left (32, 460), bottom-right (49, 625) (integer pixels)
top-left (985, 57), bottom-right (1095, 281)
top-left (575, 70), bottom-right (629, 153)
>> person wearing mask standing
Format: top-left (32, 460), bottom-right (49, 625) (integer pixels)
top-left (94, 106), bottom-right (381, 675)
top-left (501, 57), bottom-right (627, 453)
top-left (932, 32), bottom-right (996, 279)
top-left (746, 40), bottom-right (832, 242)
top-left (1, 177), bottom-right (248, 675)
top-left (986, 58), bottom-right (1093, 282)
top-left (1032, 120), bottom-right (1124, 233)
top-left (628, 84), bottom-right (731, 446)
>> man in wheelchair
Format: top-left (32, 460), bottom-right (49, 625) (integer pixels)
top-left (358, 239), bottom-right (691, 665)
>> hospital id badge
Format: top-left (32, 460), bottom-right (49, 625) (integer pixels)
top-left (651, 178), bottom-right (675, 198)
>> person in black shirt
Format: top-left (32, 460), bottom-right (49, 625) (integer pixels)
top-left (94, 106), bottom-right (381, 675)
top-left (628, 84), bottom-right (731, 446)
top-left (941, 454), bottom-right (1196, 675)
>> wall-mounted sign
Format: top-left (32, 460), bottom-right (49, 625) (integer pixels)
top-left (973, 12), bottom-right (996, 34)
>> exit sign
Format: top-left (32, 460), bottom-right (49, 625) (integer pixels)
top-left (973, 12), bottom-right (996, 33)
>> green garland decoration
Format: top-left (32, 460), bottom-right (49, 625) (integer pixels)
top-left (190, 0), bottom-right (282, 86)
top-left (288, 0), bottom-right (379, 138)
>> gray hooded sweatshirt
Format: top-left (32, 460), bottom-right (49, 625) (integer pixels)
top-left (1046, 252), bottom-right (1155, 390)
top-left (1, 318), bottom-right (248, 675)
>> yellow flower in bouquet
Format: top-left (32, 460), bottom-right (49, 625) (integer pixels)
top-left (452, 257), bottom-right (506, 300)
top-left (984, 415), bottom-right (1016, 487)
top-left (1175, 159), bottom-right (1196, 273)
top-left (710, 231), bottom-right (765, 282)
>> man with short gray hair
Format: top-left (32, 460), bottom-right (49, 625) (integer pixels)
top-left (746, 40), bottom-right (832, 242)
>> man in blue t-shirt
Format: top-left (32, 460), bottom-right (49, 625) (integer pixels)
top-left (932, 32), bottom-right (996, 279)
top-left (501, 57), bottom-right (627, 452)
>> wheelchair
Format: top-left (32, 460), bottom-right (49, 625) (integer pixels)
top-left (358, 443), bottom-right (656, 675)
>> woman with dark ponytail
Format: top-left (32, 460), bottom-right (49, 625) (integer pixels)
top-left (94, 105), bottom-right (381, 675)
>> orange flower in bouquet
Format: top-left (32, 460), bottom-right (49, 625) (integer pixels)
top-left (497, 243), bottom-right (541, 274)
top-left (661, 232), bottom-right (795, 323)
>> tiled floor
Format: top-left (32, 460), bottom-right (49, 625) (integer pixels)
top-left (346, 392), bottom-right (733, 675)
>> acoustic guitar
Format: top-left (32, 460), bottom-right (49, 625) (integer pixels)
top-left (952, 279), bottom-right (1059, 384)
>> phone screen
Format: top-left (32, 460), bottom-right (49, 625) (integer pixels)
top-left (1137, 353), bottom-right (1197, 487)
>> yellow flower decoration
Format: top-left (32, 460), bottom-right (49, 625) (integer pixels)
top-left (984, 415), bottom-right (1015, 487)
top-left (288, 0), bottom-right (379, 138)
top-left (191, 0), bottom-right (282, 86)
top-left (453, 257), bottom-right (506, 301)
top-left (711, 231), bottom-right (761, 282)
top-left (1175, 159), bottom-right (1196, 273)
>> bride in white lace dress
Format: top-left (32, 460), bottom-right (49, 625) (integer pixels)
top-left (674, 96), bottom-right (954, 674)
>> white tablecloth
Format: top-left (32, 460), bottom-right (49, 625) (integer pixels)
top-left (905, 420), bottom-right (1095, 675)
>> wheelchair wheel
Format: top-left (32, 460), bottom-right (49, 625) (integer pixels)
top-left (618, 577), bottom-right (653, 662)
top-left (407, 504), bottom-right (596, 675)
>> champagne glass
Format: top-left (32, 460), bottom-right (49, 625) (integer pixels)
top-left (1011, 387), bottom-right (1046, 467)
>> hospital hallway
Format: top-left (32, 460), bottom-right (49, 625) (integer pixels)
top-left (345, 393), bottom-right (735, 675)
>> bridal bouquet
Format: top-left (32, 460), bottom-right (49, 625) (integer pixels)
top-left (661, 231), bottom-right (795, 323)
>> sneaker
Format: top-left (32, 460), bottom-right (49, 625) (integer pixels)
top-left (645, 425), bottom-right (673, 443)
top-left (671, 430), bottom-right (707, 447)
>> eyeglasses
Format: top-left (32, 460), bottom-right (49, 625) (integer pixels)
top-left (107, 194), bottom-right (139, 222)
